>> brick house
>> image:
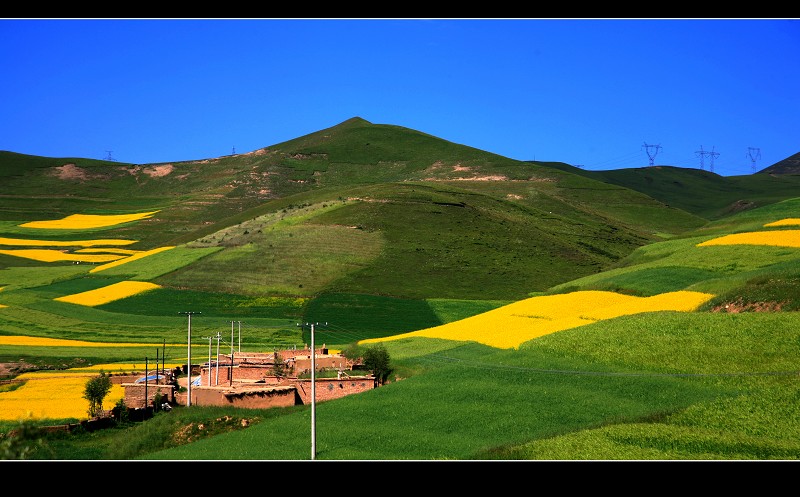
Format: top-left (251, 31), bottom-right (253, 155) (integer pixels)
top-left (122, 346), bottom-right (375, 410)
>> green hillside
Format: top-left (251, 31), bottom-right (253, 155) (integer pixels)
top-left (1, 118), bottom-right (799, 460)
top-left (542, 161), bottom-right (800, 220)
top-left (0, 117), bottom-right (707, 318)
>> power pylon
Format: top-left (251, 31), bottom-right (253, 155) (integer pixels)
top-left (696, 145), bottom-right (720, 172)
top-left (747, 147), bottom-right (761, 174)
top-left (642, 143), bottom-right (662, 166)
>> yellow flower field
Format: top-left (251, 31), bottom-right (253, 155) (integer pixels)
top-left (0, 249), bottom-right (128, 263)
top-left (697, 229), bottom-right (800, 248)
top-left (90, 246), bottom-right (175, 273)
top-left (19, 211), bottom-right (159, 230)
top-left (0, 373), bottom-right (125, 421)
top-left (0, 361), bottom-right (186, 421)
top-left (55, 281), bottom-right (162, 306)
top-left (80, 362), bottom-right (186, 372)
top-left (75, 248), bottom-right (139, 255)
top-left (0, 335), bottom-right (182, 347)
top-left (764, 218), bottom-right (800, 227)
top-left (361, 290), bottom-right (715, 349)
top-left (0, 237), bottom-right (137, 247)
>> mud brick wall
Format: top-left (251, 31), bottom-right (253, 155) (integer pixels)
top-left (122, 383), bottom-right (175, 408)
top-left (198, 366), bottom-right (235, 386)
top-left (293, 377), bottom-right (375, 405)
top-left (192, 386), bottom-right (297, 408)
top-left (293, 355), bottom-right (352, 375)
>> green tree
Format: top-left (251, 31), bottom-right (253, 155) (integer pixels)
top-left (272, 350), bottom-right (287, 378)
top-left (341, 343), bottom-right (364, 361)
top-left (362, 344), bottom-right (392, 385)
top-left (112, 398), bottom-right (130, 424)
top-left (83, 370), bottom-right (112, 418)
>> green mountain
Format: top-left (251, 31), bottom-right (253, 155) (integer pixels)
top-left (2, 118), bottom-right (800, 461)
top-left (0, 117), bottom-right (708, 305)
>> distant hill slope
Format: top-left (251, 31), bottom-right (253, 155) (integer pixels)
top-left (0, 117), bottom-right (794, 303)
top-left (759, 151), bottom-right (800, 175)
top-left (539, 161), bottom-right (800, 220)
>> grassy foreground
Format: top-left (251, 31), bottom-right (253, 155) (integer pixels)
top-left (4, 310), bottom-right (798, 460)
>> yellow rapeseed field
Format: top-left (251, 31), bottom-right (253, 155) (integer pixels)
top-left (0, 249), bottom-right (127, 263)
top-left (764, 218), bottom-right (800, 227)
top-left (0, 336), bottom-right (182, 347)
top-left (0, 372), bottom-right (125, 421)
top-left (75, 248), bottom-right (139, 255)
top-left (89, 246), bottom-right (175, 273)
top-left (0, 237), bottom-right (137, 247)
top-left (0, 361), bottom-right (185, 421)
top-left (361, 290), bottom-right (715, 349)
top-left (80, 362), bottom-right (186, 371)
top-left (55, 281), bottom-right (162, 306)
top-left (19, 211), bottom-right (159, 230)
top-left (697, 229), bottom-right (800, 248)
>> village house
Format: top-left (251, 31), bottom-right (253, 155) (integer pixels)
top-left (121, 345), bottom-right (376, 411)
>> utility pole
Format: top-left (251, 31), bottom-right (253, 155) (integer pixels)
top-left (747, 147), bottom-right (761, 174)
top-left (162, 339), bottom-right (166, 385)
top-left (642, 143), bottom-right (662, 166)
top-left (203, 335), bottom-right (213, 386)
top-left (238, 321), bottom-right (242, 352)
top-left (230, 321), bottom-right (235, 386)
top-left (215, 332), bottom-right (221, 386)
top-left (179, 311), bottom-right (200, 407)
top-left (297, 321), bottom-right (328, 460)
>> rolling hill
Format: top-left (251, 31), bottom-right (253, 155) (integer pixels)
top-left (1, 117), bottom-right (799, 460)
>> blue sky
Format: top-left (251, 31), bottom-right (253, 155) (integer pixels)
top-left (1, 18), bottom-right (798, 176)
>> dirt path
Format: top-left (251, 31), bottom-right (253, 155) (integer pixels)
top-left (0, 361), bottom-right (37, 378)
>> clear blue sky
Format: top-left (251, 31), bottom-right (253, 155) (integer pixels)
top-left (2, 18), bottom-right (798, 176)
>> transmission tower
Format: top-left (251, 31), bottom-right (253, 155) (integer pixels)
top-left (642, 143), bottom-right (662, 166)
top-left (695, 145), bottom-right (719, 172)
top-left (104, 150), bottom-right (116, 162)
top-left (747, 147), bottom-right (761, 174)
